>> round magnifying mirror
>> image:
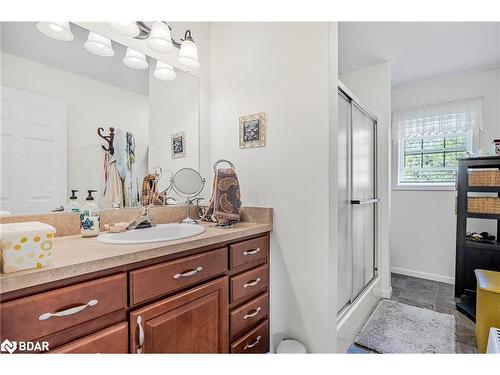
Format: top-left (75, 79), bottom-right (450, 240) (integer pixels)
top-left (157, 169), bottom-right (173, 193)
top-left (172, 168), bottom-right (204, 197)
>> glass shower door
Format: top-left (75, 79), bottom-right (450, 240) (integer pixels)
top-left (351, 103), bottom-right (377, 299)
top-left (337, 87), bottom-right (377, 314)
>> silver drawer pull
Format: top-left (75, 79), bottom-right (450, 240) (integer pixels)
top-left (244, 335), bottom-right (261, 350)
top-left (243, 248), bottom-right (260, 256)
top-left (243, 277), bottom-right (261, 288)
top-left (243, 307), bottom-right (262, 320)
top-left (173, 266), bottom-right (203, 279)
top-left (38, 299), bottom-right (98, 321)
top-left (137, 315), bottom-right (144, 354)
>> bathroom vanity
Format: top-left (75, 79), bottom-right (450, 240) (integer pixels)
top-left (0, 212), bottom-right (271, 354)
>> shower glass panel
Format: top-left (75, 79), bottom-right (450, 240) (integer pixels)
top-left (337, 92), bottom-right (353, 313)
top-left (337, 85), bottom-right (377, 314)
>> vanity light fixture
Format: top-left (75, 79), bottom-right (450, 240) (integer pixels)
top-left (36, 22), bottom-right (74, 41)
top-left (148, 22), bottom-right (174, 53)
top-left (122, 48), bottom-right (149, 70)
top-left (110, 22), bottom-right (201, 70)
top-left (109, 22), bottom-right (140, 37)
top-left (84, 31), bottom-right (115, 57)
top-left (153, 61), bottom-right (177, 81)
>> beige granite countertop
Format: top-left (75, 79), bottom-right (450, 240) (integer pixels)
top-left (0, 221), bottom-right (271, 294)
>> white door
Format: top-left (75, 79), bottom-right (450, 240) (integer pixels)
top-left (1, 87), bottom-right (67, 215)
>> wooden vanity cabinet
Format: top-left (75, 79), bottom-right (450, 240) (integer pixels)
top-left (0, 232), bottom-right (270, 354)
top-left (129, 277), bottom-right (228, 353)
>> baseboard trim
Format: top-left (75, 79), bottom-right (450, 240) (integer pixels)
top-left (374, 286), bottom-right (392, 299)
top-left (390, 266), bottom-right (455, 284)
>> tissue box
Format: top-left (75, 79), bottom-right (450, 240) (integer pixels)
top-left (0, 222), bottom-right (56, 273)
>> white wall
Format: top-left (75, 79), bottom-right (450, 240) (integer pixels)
top-left (338, 62), bottom-right (392, 351)
top-left (391, 68), bottom-right (500, 283)
top-left (210, 22), bottom-right (338, 353)
top-left (1, 52), bottom-right (149, 208)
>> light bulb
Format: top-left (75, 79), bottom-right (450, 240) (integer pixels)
top-left (109, 22), bottom-right (140, 37)
top-left (36, 22), bottom-right (74, 41)
top-left (154, 61), bottom-right (176, 81)
top-left (178, 37), bottom-right (200, 69)
top-left (84, 32), bottom-right (115, 57)
top-left (148, 22), bottom-right (174, 53)
top-left (122, 48), bottom-right (149, 70)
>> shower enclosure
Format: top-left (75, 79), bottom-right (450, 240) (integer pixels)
top-left (337, 82), bottom-right (378, 314)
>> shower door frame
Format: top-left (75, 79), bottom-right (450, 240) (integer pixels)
top-left (337, 81), bottom-right (379, 315)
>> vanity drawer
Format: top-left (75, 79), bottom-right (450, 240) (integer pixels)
top-left (50, 322), bottom-right (128, 353)
top-left (230, 292), bottom-right (268, 340)
top-left (230, 264), bottom-right (268, 303)
top-left (130, 247), bottom-right (228, 305)
top-left (231, 320), bottom-right (269, 353)
top-left (230, 235), bottom-right (268, 270)
top-left (0, 273), bottom-right (127, 342)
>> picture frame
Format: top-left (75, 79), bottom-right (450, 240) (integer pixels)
top-left (170, 131), bottom-right (186, 159)
top-left (239, 112), bottom-right (266, 149)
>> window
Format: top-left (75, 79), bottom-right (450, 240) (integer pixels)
top-left (393, 97), bottom-right (482, 189)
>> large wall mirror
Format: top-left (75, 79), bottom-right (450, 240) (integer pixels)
top-left (0, 22), bottom-right (200, 215)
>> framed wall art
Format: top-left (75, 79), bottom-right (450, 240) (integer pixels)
top-left (171, 131), bottom-right (186, 159)
top-left (239, 112), bottom-right (266, 149)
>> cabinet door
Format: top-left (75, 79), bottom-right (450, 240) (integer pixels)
top-left (130, 277), bottom-right (228, 353)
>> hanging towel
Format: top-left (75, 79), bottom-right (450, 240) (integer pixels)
top-left (123, 132), bottom-right (140, 207)
top-left (202, 167), bottom-right (242, 226)
top-left (141, 173), bottom-right (166, 206)
top-left (102, 151), bottom-right (123, 209)
top-left (114, 128), bottom-right (128, 179)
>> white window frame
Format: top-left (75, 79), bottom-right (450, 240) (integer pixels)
top-left (392, 100), bottom-right (481, 191)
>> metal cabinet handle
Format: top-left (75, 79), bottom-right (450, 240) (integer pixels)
top-left (243, 307), bottom-right (262, 320)
top-left (244, 335), bottom-right (261, 350)
top-left (243, 248), bottom-right (260, 256)
top-left (243, 278), bottom-right (261, 288)
top-left (137, 315), bottom-right (144, 354)
top-left (38, 299), bottom-right (98, 320)
top-left (173, 266), bottom-right (203, 279)
top-left (350, 198), bottom-right (379, 205)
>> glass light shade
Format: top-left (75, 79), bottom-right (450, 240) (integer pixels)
top-left (36, 22), bottom-right (74, 41)
top-left (154, 61), bottom-right (177, 81)
top-left (122, 48), bottom-right (149, 70)
top-left (178, 39), bottom-right (200, 69)
top-left (148, 22), bottom-right (174, 53)
top-left (109, 22), bottom-right (140, 37)
top-left (84, 32), bottom-right (114, 57)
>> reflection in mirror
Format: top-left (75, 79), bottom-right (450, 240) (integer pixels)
top-left (0, 22), bottom-right (201, 216)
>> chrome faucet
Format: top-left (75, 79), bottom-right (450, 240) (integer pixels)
top-left (127, 207), bottom-right (155, 230)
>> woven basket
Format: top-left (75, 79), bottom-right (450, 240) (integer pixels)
top-left (468, 197), bottom-right (500, 214)
top-left (468, 170), bottom-right (500, 187)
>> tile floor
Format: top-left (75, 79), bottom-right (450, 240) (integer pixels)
top-left (347, 273), bottom-right (478, 353)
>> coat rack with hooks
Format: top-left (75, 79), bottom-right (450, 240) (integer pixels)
top-left (97, 127), bottom-right (115, 155)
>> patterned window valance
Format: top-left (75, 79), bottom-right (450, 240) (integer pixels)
top-left (394, 97), bottom-right (483, 140)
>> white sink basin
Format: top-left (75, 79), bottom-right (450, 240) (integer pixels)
top-left (97, 223), bottom-right (206, 244)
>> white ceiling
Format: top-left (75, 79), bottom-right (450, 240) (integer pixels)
top-left (339, 22), bottom-right (500, 88)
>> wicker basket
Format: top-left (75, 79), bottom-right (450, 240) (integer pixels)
top-left (468, 170), bottom-right (500, 187)
top-left (468, 197), bottom-right (500, 214)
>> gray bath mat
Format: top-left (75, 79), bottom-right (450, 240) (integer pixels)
top-left (355, 299), bottom-right (456, 353)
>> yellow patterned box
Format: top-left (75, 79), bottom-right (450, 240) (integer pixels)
top-left (0, 222), bottom-right (56, 273)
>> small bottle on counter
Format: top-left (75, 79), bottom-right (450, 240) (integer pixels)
top-left (80, 190), bottom-right (100, 237)
top-left (66, 189), bottom-right (81, 213)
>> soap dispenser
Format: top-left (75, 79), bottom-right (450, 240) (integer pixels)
top-left (66, 190), bottom-right (81, 213)
top-left (80, 190), bottom-right (100, 237)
